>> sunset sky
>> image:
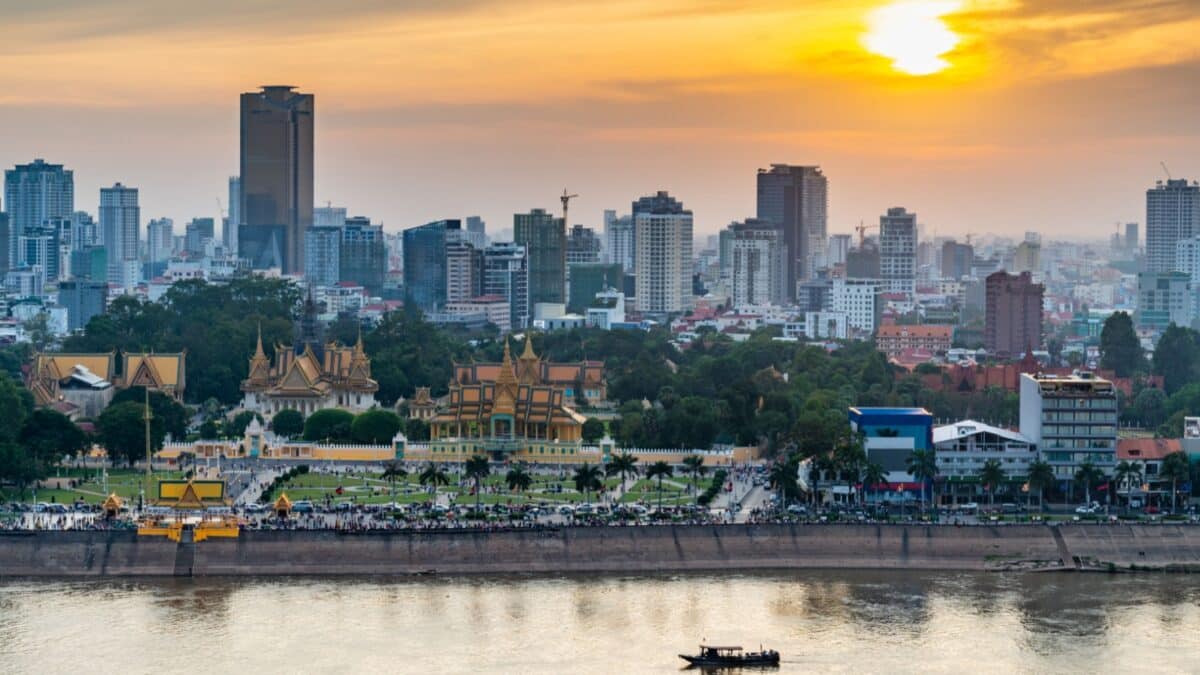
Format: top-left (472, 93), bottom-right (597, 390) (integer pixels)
top-left (1, 0), bottom-right (1198, 239)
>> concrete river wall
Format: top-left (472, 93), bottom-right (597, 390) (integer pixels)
top-left (4, 524), bottom-right (1200, 577)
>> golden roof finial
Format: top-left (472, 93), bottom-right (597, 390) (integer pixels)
top-left (520, 335), bottom-right (537, 361)
top-left (354, 324), bottom-right (364, 355)
top-left (254, 322), bottom-right (266, 359)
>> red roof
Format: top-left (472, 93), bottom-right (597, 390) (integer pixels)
top-left (1117, 438), bottom-right (1180, 462)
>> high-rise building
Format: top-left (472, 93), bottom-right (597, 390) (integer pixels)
top-left (99, 183), bottom-right (139, 289)
top-left (567, 262), bottom-right (622, 314)
top-left (71, 212), bottom-right (97, 250)
top-left (1136, 271), bottom-right (1193, 331)
top-left (1012, 241), bottom-right (1040, 275)
top-left (18, 226), bottom-right (60, 283)
top-left (445, 241), bottom-right (484, 304)
top-left (147, 218), bottom-right (174, 263)
top-left (985, 271), bottom-right (1044, 357)
top-left (827, 234), bottom-right (851, 268)
top-left (303, 226), bottom-right (341, 287)
top-left (514, 208), bottom-right (565, 306)
top-left (1020, 372), bottom-right (1117, 482)
top-left (0, 214), bottom-right (8, 275)
top-left (633, 191), bottom-right (692, 315)
top-left (1125, 222), bottom-right (1138, 252)
top-left (940, 240), bottom-right (973, 280)
top-left (226, 176), bottom-right (241, 253)
top-left (185, 217), bottom-right (215, 256)
top-left (1175, 236), bottom-right (1200, 282)
top-left (603, 210), bottom-right (635, 271)
top-left (4, 159), bottom-right (74, 268)
top-left (239, 85), bottom-right (314, 273)
top-left (464, 216), bottom-right (487, 250)
top-left (831, 278), bottom-right (882, 336)
top-left (70, 246), bottom-right (106, 281)
top-left (483, 242), bottom-right (529, 330)
top-left (340, 217), bottom-right (386, 295)
top-left (1146, 179), bottom-right (1200, 273)
top-left (313, 206), bottom-right (347, 228)
top-left (730, 218), bottom-right (786, 307)
top-left (403, 219), bottom-right (460, 312)
top-left (58, 280), bottom-right (107, 332)
top-left (879, 207), bottom-right (917, 295)
top-left (566, 225), bottom-right (601, 264)
top-left (846, 240), bottom-right (881, 280)
top-left (756, 164), bottom-right (827, 297)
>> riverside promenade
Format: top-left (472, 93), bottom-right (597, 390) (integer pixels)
top-left (4, 522), bottom-right (1200, 577)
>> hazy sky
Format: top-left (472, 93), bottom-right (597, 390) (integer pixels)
top-left (1, 0), bottom-right (1198, 239)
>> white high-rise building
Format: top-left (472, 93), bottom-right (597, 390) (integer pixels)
top-left (827, 234), bottom-right (851, 267)
top-left (483, 242), bottom-right (529, 330)
top-left (730, 219), bottom-right (786, 307)
top-left (226, 176), bottom-right (241, 254)
top-left (633, 192), bottom-right (692, 315)
top-left (1146, 179), bottom-right (1200, 273)
top-left (604, 209), bottom-right (635, 272)
top-left (879, 207), bottom-right (917, 295)
top-left (100, 183), bottom-right (140, 289)
top-left (831, 278), bottom-right (882, 336)
top-left (147, 218), bottom-right (174, 263)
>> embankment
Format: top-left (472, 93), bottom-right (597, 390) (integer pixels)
top-left (3, 524), bottom-right (1200, 577)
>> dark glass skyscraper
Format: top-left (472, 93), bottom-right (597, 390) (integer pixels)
top-left (239, 86), bottom-right (313, 274)
top-left (756, 164), bottom-right (827, 299)
top-left (514, 208), bottom-right (565, 306)
top-left (403, 219), bottom-right (461, 312)
top-left (341, 216), bottom-right (386, 295)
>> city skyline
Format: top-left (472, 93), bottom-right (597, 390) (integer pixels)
top-left (0, 1), bottom-right (1197, 238)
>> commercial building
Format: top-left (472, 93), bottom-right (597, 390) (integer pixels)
top-left (1012, 241), bottom-right (1040, 275)
top-left (565, 225), bottom-right (601, 264)
top-left (940, 241), bottom-right (973, 281)
top-left (985, 271), bottom-right (1044, 357)
top-left (515, 208), bottom-right (566, 307)
top-left (846, 241), bottom-right (881, 279)
top-left (1136, 271), bottom-right (1194, 331)
top-left (586, 288), bottom-right (626, 329)
top-left (729, 218), bottom-right (786, 307)
top-left (879, 207), bottom-right (917, 295)
top-left (848, 407), bottom-right (934, 489)
top-left (1146, 178), bottom-right (1200, 273)
top-left (603, 210), bottom-right (635, 272)
top-left (184, 218), bottom-right (215, 256)
top-left (99, 183), bottom-right (139, 289)
top-left (4, 159), bottom-right (74, 269)
top-left (756, 164), bottom-right (827, 296)
top-left (464, 216), bottom-right (487, 250)
top-left (875, 324), bottom-right (953, 359)
top-left (827, 234), bottom-right (851, 267)
top-left (483, 242), bottom-right (529, 331)
top-left (633, 191), bottom-right (693, 315)
top-left (339, 217), bottom-right (386, 295)
top-left (402, 219), bottom-right (461, 312)
top-left (239, 85), bottom-right (314, 273)
top-left (147, 218), bottom-right (174, 263)
top-left (567, 262), bottom-right (622, 314)
top-left (445, 240), bottom-right (484, 304)
top-left (444, 295), bottom-right (511, 333)
top-left (831, 278), bottom-right (882, 336)
top-left (303, 226), bottom-right (341, 287)
top-left (18, 226), bottom-right (60, 284)
top-left (225, 176), bottom-right (241, 253)
top-left (933, 420), bottom-right (1037, 504)
top-left (1019, 372), bottom-right (1118, 483)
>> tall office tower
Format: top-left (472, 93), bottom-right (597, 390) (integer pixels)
top-left (1146, 179), bottom-right (1200, 272)
top-left (566, 225), bottom-right (601, 264)
top-left (1125, 223), bottom-right (1138, 251)
top-left (239, 85), bottom-right (314, 273)
top-left (445, 241), bottom-right (484, 303)
top-left (18, 226), bottom-right (59, 283)
top-left (71, 212), bottom-right (97, 250)
top-left (827, 234), bottom-right (851, 267)
top-left (717, 227), bottom-right (735, 289)
top-left (1020, 372), bottom-right (1118, 482)
top-left (985, 271), bottom-right (1044, 357)
top-left (940, 240), bottom-right (973, 280)
top-left (878, 207), bottom-right (917, 294)
top-left (483, 242), bottom-right (529, 330)
top-left (303, 226), bottom-right (341, 287)
top-left (633, 191), bottom-right (693, 314)
top-left (756, 164), bottom-right (827, 297)
top-left (730, 218), bottom-right (786, 307)
top-left (465, 216), bottom-right (488, 250)
top-left (0, 214), bottom-right (8, 274)
top-left (147, 218), bottom-right (174, 263)
top-left (4, 159), bottom-right (74, 268)
top-left (226, 176), bottom-right (241, 253)
top-left (1136, 271), bottom-right (1194, 331)
top-left (603, 210), bottom-right (635, 271)
top-left (58, 280), bottom-right (107, 332)
top-left (846, 240), bottom-right (881, 279)
top-left (185, 217), bottom-right (215, 256)
top-left (313, 206), bottom-right (347, 228)
top-left (99, 183), bottom-right (139, 289)
top-left (514, 208), bottom-right (565, 306)
top-left (1012, 241), bottom-right (1040, 275)
top-left (340, 216), bottom-right (387, 295)
top-left (403, 219), bottom-right (461, 311)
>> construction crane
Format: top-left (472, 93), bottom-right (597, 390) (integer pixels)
top-left (1161, 162), bottom-right (1173, 181)
top-left (854, 220), bottom-right (877, 247)
top-left (560, 188), bottom-right (578, 229)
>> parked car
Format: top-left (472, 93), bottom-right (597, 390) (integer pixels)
top-left (292, 500), bottom-right (315, 513)
top-left (786, 504), bottom-right (808, 515)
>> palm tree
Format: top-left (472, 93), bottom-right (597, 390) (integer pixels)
top-left (381, 461), bottom-right (408, 506)
top-left (863, 461), bottom-right (886, 510)
top-left (573, 463), bottom-right (604, 505)
top-left (980, 459), bottom-right (1005, 511)
top-left (505, 464), bottom-right (532, 502)
top-left (682, 455), bottom-right (708, 505)
top-left (768, 458), bottom-right (800, 513)
top-left (1073, 460), bottom-right (1104, 507)
top-left (811, 454), bottom-right (836, 508)
top-left (605, 452), bottom-right (639, 498)
top-left (834, 437), bottom-right (867, 506)
top-left (464, 454), bottom-right (491, 515)
top-left (1160, 451), bottom-right (1190, 514)
top-left (905, 449), bottom-right (938, 515)
top-left (645, 461), bottom-right (674, 512)
top-left (419, 462), bottom-right (449, 497)
top-left (1113, 460), bottom-right (1143, 511)
top-left (1026, 460), bottom-right (1054, 514)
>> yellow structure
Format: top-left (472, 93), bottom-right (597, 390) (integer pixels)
top-left (240, 321), bottom-right (378, 416)
top-left (157, 479), bottom-right (227, 507)
top-left (122, 352), bottom-right (186, 401)
top-left (102, 492), bottom-right (123, 518)
top-left (26, 350), bottom-right (185, 419)
top-left (274, 493), bottom-right (293, 518)
top-left (453, 337), bottom-right (607, 405)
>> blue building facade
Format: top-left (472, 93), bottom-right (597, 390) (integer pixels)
top-left (849, 406), bottom-right (934, 497)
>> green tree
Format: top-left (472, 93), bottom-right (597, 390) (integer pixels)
top-left (419, 462), bottom-right (449, 495)
top-left (980, 459), bottom-right (1005, 509)
top-left (303, 409), bottom-right (355, 442)
top-left (111, 387), bottom-right (189, 440)
top-left (645, 460), bottom-right (674, 512)
top-left (1026, 460), bottom-right (1055, 513)
top-left (572, 462), bottom-right (604, 505)
top-left (380, 461), bottom-right (408, 505)
top-left (351, 409), bottom-right (403, 444)
top-left (97, 401), bottom-right (164, 466)
top-left (905, 449), bottom-right (938, 514)
top-left (18, 408), bottom-right (87, 465)
top-left (1099, 312), bottom-right (1147, 377)
top-left (681, 455), bottom-right (708, 504)
top-left (0, 443), bottom-right (43, 499)
top-left (1113, 460), bottom-right (1144, 511)
top-left (0, 372), bottom-right (32, 443)
top-left (768, 458), bottom-right (800, 511)
top-left (227, 411), bottom-right (264, 438)
top-left (505, 464), bottom-right (532, 495)
top-left (198, 419), bottom-right (220, 439)
top-left (581, 418), bottom-right (605, 444)
top-left (605, 452), bottom-right (639, 497)
top-left (1161, 451), bottom-right (1190, 513)
top-left (863, 461), bottom-right (886, 509)
top-left (405, 418), bottom-right (431, 441)
top-left (272, 409), bottom-right (305, 438)
top-left (464, 454), bottom-right (490, 514)
top-left (1073, 460), bottom-right (1104, 506)
top-left (1152, 324), bottom-right (1200, 395)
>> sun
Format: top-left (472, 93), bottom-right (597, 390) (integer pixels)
top-left (862, 1), bottom-right (963, 76)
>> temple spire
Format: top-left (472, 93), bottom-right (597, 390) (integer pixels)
top-left (255, 322), bottom-right (266, 359)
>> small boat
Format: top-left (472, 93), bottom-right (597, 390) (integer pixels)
top-left (679, 645), bottom-right (780, 668)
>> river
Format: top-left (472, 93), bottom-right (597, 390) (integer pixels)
top-left (1, 571), bottom-right (1197, 674)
